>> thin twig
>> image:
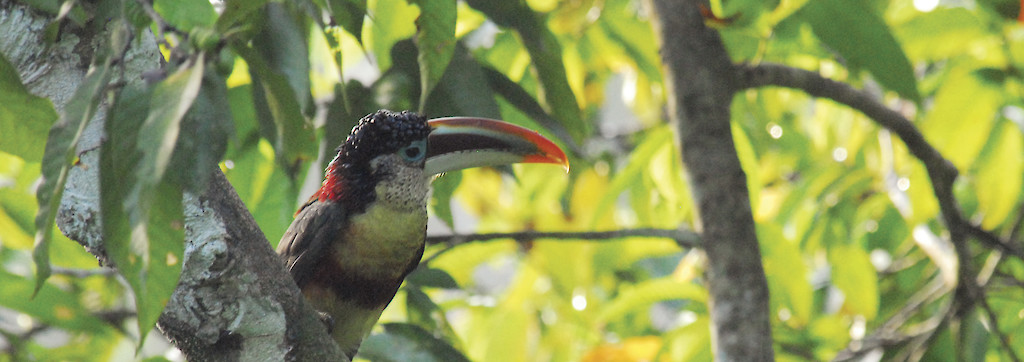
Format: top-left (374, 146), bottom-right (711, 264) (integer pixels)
top-left (425, 228), bottom-right (701, 248)
top-left (978, 295), bottom-right (1022, 362)
top-left (49, 266), bottom-right (117, 278)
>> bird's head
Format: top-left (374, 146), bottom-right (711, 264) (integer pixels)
top-left (314, 110), bottom-right (567, 213)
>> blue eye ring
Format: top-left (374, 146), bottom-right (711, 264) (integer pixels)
top-left (400, 140), bottom-right (426, 162)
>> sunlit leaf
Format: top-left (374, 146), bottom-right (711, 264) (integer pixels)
top-left (797, 0), bottom-right (920, 102)
top-left (409, 0), bottom-right (455, 112)
top-left (828, 243), bottom-right (878, 319)
top-left (365, 0), bottom-right (419, 72)
top-left (596, 278), bottom-right (707, 324)
top-left (33, 45), bottom-right (113, 295)
top-left (972, 120), bottom-right (1023, 229)
top-left (920, 67), bottom-right (1003, 172)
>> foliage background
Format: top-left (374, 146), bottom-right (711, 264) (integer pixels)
top-left (1, 0), bottom-right (1023, 360)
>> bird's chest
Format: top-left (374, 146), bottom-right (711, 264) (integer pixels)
top-left (333, 203), bottom-right (427, 280)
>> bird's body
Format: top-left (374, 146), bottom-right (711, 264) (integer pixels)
top-left (277, 110), bottom-right (566, 358)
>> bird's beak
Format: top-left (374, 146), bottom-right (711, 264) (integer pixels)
top-left (424, 117), bottom-right (569, 175)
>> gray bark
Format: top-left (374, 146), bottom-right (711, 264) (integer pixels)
top-left (1, 2), bottom-right (344, 360)
top-left (647, 0), bottom-right (775, 360)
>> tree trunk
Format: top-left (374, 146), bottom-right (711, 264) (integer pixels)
top-left (647, 0), bottom-right (775, 360)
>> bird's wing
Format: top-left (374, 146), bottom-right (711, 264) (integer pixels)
top-left (277, 199), bottom-right (347, 287)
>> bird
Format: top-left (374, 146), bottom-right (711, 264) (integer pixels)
top-left (276, 110), bottom-right (567, 358)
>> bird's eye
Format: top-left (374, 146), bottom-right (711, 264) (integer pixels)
top-left (399, 140), bottom-right (426, 162)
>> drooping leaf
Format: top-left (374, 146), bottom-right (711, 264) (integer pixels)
top-left (0, 51), bottom-right (58, 162)
top-left (483, 67), bottom-right (574, 148)
top-left (100, 56), bottom-right (201, 345)
top-left (423, 43), bottom-right (500, 119)
top-left (408, 0), bottom-right (456, 113)
top-left (589, 128), bottom-right (672, 228)
top-left (323, 0), bottom-right (367, 40)
top-left (404, 287), bottom-right (462, 350)
top-left (797, 0), bottom-right (920, 102)
top-left (406, 266), bottom-right (460, 289)
top-left (136, 55), bottom-right (206, 183)
top-left (235, 36), bottom-right (314, 177)
top-left (33, 47), bottom-right (113, 295)
top-left (169, 71), bottom-right (235, 193)
top-left (466, 0), bottom-right (587, 140)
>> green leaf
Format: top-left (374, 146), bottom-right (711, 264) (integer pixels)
top-left (972, 120), bottom-right (1023, 229)
top-left (153, 0), bottom-right (216, 30)
top-left (828, 243), bottom-right (878, 319)
top-left (169, 71), bottom-right (235, 192)
top-left (596, 278), bottom-right (707, 325)
top-left (408, 0), bottom-right (455, 113)
top-left (483, 67), bottom-right (573, 147)
top-left (101, 57), bottom-right (200, 346)
top-left (404, 287), bottom-right (461, 349)
top-left (0, 270), bottom-right (107, 333)
top-left (466, 0), bottom-right (586, 140)
top-left (365, 0), bottom-right (419, 72)
top-left (254, 3), bottom-right (312, 115)
top-left (360, 323), bottom-right (470, 362)
top-left (137, 55), bottom-right (206, 183)
top-left (217, 0), bottom-right (269, 33)
top-left (406, 266), bottom-right (460, 289)
top-left (33, 50), bottom-right (113, 295)
top-left (797, 0), bottom-right (920, 102)
top-left (0, 52), bottom-right (58, 161)
top-left (895, 8), bottom-right (987, 62)
top-left (920, 67), bottom-right (1002, 171)
top-left (423, 43), bottom-right (500, 119)
top-left (589, 128), bottom-right (672, 228)
top-left (235, 39), bottom-right (314, 177)
top-left (323, 0), bottom-right (367, 40)
top-left (429, 171), bottom-right (460, 229)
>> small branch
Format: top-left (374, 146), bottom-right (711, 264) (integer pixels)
top-left (49, 266), bottom-right (117, 278)
top-left (978, 295), bottom-right (1022, 362)
top-left (425, 228), bottom-right (701, 248)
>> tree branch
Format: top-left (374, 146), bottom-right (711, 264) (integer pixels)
top-left (425, 228), bottom-right (701, 248)
top-left (647, 0), bottom-right (774, 360)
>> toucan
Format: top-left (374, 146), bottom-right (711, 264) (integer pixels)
top-left (276, 110), bottom-right (568, 358)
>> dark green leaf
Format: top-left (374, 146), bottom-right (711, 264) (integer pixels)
top-left (0, 51), bottom-right (58, 161)
top-left (324, 0), bottom-right (366, 41)
top-left (482, 67), bottom-right (575, 149)
top-left (423, 43), bottom-right (499, 118)
top-left (359, 323), bottom-right (470, 362)
top-left (365, 0), bottom-right (418, 72)
top-left (798, 0), bottom-right (920, 102)
top-left (101, 57), bottom-right (199, 345)
top-left (217, 0), bottom-right (269, 34)
top-left (153, 0), bottom-right (216, 30)
top-left (169, 71), bottom-right (234, 192)
top-left (429, 171), bottom-right (460, 229)
top-left (404, 287), bottom-right (461, 349)
top-left (406, 266), bottom-right (460, 289)
top-left (235, 41), bottom-right (314, 177)
top-left (33, 48), bottom-right (113, 295)
top-left (409, 0), bottom-right (455, 113)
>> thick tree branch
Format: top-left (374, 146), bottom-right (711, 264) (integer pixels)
top-left (0, 3), bottom-right (345, 360)
top-left (647, 0), bottom-right (774, 360)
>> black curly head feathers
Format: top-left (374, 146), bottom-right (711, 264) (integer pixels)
top-left (313, 110), bottom-right (431, 212)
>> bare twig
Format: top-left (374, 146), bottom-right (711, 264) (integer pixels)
top-left (425, 228), bottom-right (701, 248)
top-left (978, 295), bottom-right (1022, 362)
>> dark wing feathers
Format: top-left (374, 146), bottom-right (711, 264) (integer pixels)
top-left (276, 200), bottom-right (347, 287)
